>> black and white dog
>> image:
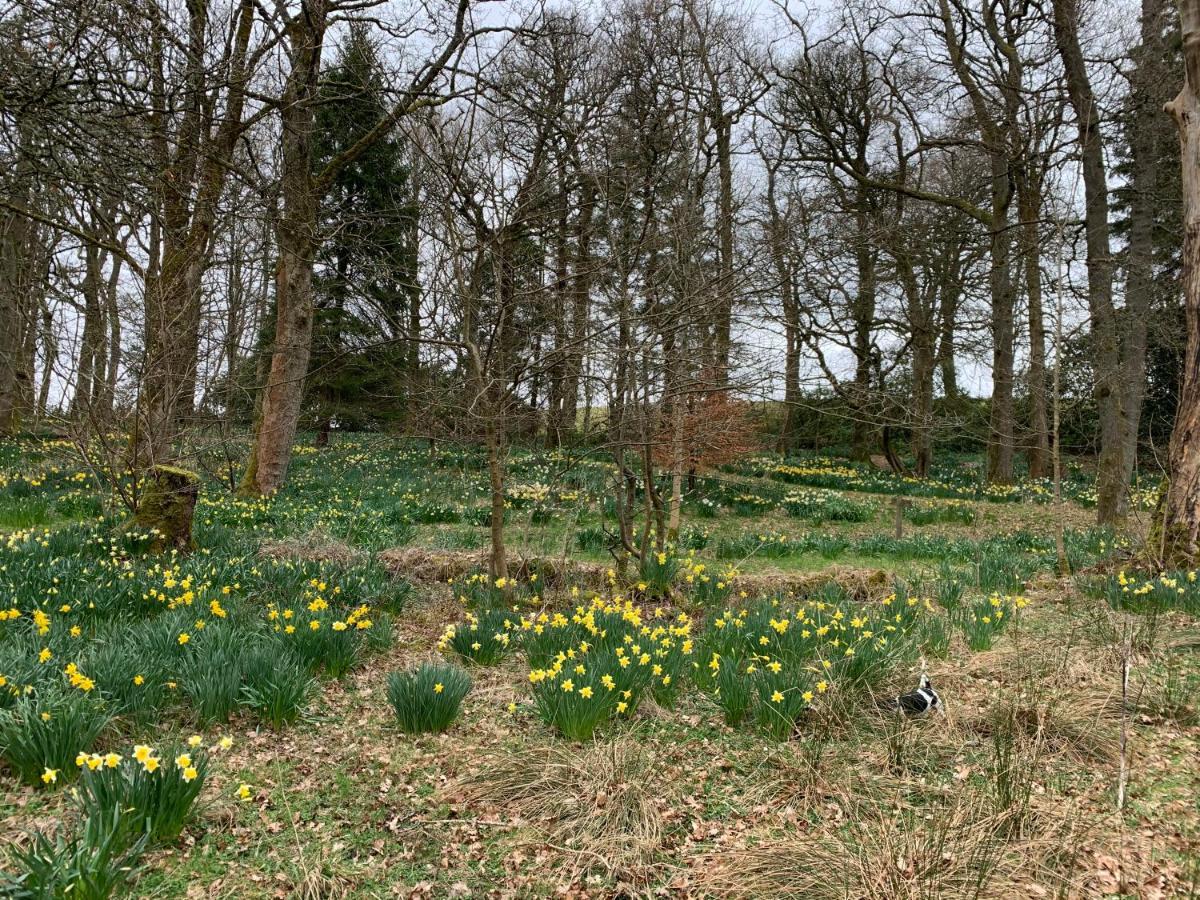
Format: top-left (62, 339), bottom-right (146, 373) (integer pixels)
top-left (884, 673), bottom-right (944, 717)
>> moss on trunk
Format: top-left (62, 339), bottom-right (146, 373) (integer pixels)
top-left (133, 465), bottom-right (200, 552)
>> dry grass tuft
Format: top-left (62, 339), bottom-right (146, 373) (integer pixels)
top-left (965, 690), bottom-right (1121, 767)
top-left (259, 529), bottom-right (362, 567)
top-left (455, 736), bottom-right (667, 883)
top-left (377, 547), bottom-right (609, 588)
top-left (736, 565), bottom-right (895, 603)
top-left (696, 790), bottom-right (1071, 899)
top-left (292, 866), bottom-right (356, 900)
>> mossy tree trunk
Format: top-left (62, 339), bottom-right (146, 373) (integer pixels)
top-left (133, 465), bottom-right (200, 552)
top-left (1161, 0), bottom-right (1200, 565)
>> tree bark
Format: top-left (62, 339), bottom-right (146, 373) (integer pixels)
top-left (1053, 0), bottom-right (1127, 524)
top-left (1018, 182), bottom-right (1050, 479)
top-left (1159, 0), bottom-right (1200, 563)
top-left (0, 207), bottom-right (34, 434)
top-left (986, 169), bottom-right (1017, 484)
top-left (240, 0), bottom-right (326, 495)
top-left (1122, 0), bottom-right (1166, 491)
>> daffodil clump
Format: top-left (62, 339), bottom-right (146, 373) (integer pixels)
top-left (387, 662), bottom-right (472, 733)
top-left (638, 549), bottom-right (680, 596)
top-left (0, 686), bottom-right (110, 785)
top-left (1102, 570), bottom-right (1200, 615)
top-left (781, 489), bottom-right (875, 523)
top-left (507, 482), bottom-right (551, 508)
top-left (729, 493), bottom-right (775, 516)
top-left (438, 607), bottom-right (519, 665)
top-left (904, 499), bottom-right (977, 526)
top-left (267, 580), bottom-right (375, 678)
top-left (450, 571), bottom-right (532, 609)
top-left (696, 592), bottom-right (926, 738)
top-left (0, 515), bottom-right (392, 739)
top-left (73, 736), bottom-right (230, 845)
top-left (957, 594), bottom-right (1028, 651)
top-left (9, 733), bottom-right (250, 897)
top-left (677, 552), bottom-right (740, 607)
top-left (523, 598), bottom-right (693, 739)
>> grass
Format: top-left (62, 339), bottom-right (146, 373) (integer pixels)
top-left (0, 434), bottom-right (1195, 896)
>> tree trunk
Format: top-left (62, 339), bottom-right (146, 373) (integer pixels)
top-left (240, 1), bottom-right (326, 496)
top-left (1159, 0), bottom-right (1200, 563)
top-left (1053, 0), bottom-right (1127, 524)
top-left (1019, 184), bottom-right (1050, 479)
top-left (97, 251), bottom-right (123, 420)
top-left (0, 207), bottom-right (33, 434)
top-left (937, 289), bottom-right (960, 402)
top-left (850, 196), bottom-right (877, 462)
top-left (486, 411), bottom-right (508, 581)
top-left (138, 0), bottom-right (255, 464)
top-left (1121, 0), bottom-right (1166, 491)
top-left (72, 243), bottom-right (105, 420)
top-left (986, 165), bottom-right (1017, 484)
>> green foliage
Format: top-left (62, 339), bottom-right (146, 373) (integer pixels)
top-left (782, 489), bottom-right (875, 523)
top-left (387, 662), bottom-right (471, 734)
top-left (529, 647), bottom-right (650, 740)
top-left (956, 596), bottom-right (1022, 651)
top-left (904, 500), bottom-right (976, 526)
top-left (638, 548), bottom-right (679, 596)
top-left (306, 23), bottom-right (419, 431)
top-left (438, 607), bottom-right (518, 665)
top-left (73, 745), bottom-right (208, 846)
top-left (520, 598), bottom-right (691, 739)
top-left (1093, 568), bottom-right (1200, 615)
top-left (180, 645), bottom-right (244, 727)
top-left (0, 689), bottom-right (110, 786)
top-left (241, 653), bottom-right (316, 729)
top-left (3, 808), bottom-right (146, 900)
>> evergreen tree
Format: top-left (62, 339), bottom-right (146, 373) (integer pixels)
top-left (308, 24), bottom-right (419, 439)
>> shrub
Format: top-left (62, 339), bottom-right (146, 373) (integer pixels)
top-left (0, 689), bottom-right (110, 786)
top-left (387, 662), bottom-right (471, 734)
top-left (438, 608), bottom-right (518, 665)
top-left (73, 743), bottom-right (209, 846)
top-left (3, 808), bottom-right (146, 900)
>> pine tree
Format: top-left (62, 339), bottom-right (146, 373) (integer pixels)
top-left (308, 25), bottom-right (419, 440)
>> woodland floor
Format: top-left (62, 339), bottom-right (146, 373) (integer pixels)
top-left (0, 436), bottom-right (1196, 898)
